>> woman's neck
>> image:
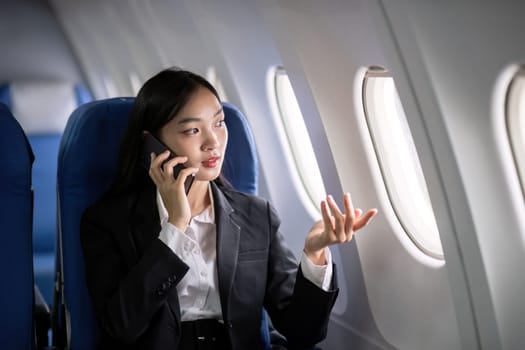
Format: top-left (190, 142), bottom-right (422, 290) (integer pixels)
top-left (187, 180), bottom-right (211, 216)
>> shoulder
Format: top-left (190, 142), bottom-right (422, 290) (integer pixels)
top-left (81, 189), bottom-right (133, 231)
top-left (218, 186), bottom-right (281, 229)
top-left (84, 190), bottom-right (130, 218)
top-left (220, 186), bottom-right (267, 209)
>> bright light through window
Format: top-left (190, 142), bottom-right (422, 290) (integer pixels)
top-left (273, 67), bottom-right (326, 213)
top-left (363, 67), bottom-right (443, 258)
top-left (507, 69), bottom-right (525, 197)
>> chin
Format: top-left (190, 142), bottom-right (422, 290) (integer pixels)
top-left (195, 169), bottom-right (221, 182)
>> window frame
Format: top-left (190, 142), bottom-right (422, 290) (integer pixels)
top-left (362, 66), bottom-right (444, 259)
top-left (267, 66), bottom-right (327, 219)
top-left (506, 68), bottom-right (525, 200)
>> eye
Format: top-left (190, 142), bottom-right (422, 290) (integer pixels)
top-left (216, 119), bottom-right (226, 127)
top-left (183, 128), bottom-right (199, 135)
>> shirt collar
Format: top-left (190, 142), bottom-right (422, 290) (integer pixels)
top-left (156, 184), bottom-right (215, 225)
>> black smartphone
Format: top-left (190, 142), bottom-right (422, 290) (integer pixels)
top-left (142, 132), bottom-right (195, 194)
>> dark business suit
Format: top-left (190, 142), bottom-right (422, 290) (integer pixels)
top-left (81, 179), bottom-right (339, 350)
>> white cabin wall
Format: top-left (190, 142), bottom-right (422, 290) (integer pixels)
top-left (51, 0), bottom-right (163, 98)
top-left (50, 0), bottom-right (224, 99)
top-left (257, 1), bottom-right (462, 349)
top-left (0, 0), bottom-right (83, 83)
top-left (375, 1), bottom-right (525, 348)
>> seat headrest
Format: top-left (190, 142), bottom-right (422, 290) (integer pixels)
top-left (222, 102), bottom-right (259, 195)
top-left (58, 99), bottom-right (259, 196)
top-left (0, 103), bottom-right (34, 189)
top-left (0, 81), bottom-right (92, 134)
top-left (58, 98), bottom-right (133, 200)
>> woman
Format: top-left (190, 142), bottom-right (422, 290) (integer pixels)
top-left (81, 68), bottom-right (377, 350)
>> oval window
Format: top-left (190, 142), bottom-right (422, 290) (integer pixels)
top-left (270, 67), bottom-right (327, 216)
top-left (506, 68), bottom-right (525, 198)
top-left (363, 66), bottom-right (443, 258)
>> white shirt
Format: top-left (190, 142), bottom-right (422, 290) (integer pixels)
top-left (157, 188), bottom-right (333, 321)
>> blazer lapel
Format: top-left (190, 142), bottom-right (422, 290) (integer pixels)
top-left (211, 182), bottom-right (240, 322)
top-left (129, 181), bottom-right (239, 324)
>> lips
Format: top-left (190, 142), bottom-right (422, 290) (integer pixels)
top-left (202, 156), bottom-right (220, 168)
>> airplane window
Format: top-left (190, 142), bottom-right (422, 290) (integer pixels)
top-left (507, 69), bottom-right (525, 197)
top-left (363, 66), bottom-right (443, 258)
top-left (206, 66), bottom-right (229, 102)
top-left (272, 67), bottom-right (326, 214)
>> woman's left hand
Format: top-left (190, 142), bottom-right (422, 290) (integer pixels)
top-left (304, 193), bottom-right (377, 265)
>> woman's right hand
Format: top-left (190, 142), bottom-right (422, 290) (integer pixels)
top-left (148, 150), bottom-right (198, 231)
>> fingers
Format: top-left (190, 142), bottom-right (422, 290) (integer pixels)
top-left (352, 208), bottom-right (378, 231)
top-left (327, 195), bottom-right (346, 242)
top-left (162, 156), bottom-right (187, 180)
top-left (343, 193), bottom-right (355, 234)
top-left (151, 150), bottom-right (171, 170)
top-left (150, 151), bottom-right (185, 178)
top-left (320, 200), bottom-right (333, 236)
top-left (320, 193), bottom-right (378, 247)
top-left (149, 151), bottom-right (169, 183)
top-left (175, 167), bottom-right (198, 191)
top-left (148, 152), bottom-right (166, 186)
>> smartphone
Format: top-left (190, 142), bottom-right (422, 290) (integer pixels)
top-left (142, 132), bottom-right (195, 194)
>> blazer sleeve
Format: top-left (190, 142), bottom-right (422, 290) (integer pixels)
top-left (263, 201), bottom-right (339, 349)
top-left (80, 201), bottom-right (189, 343)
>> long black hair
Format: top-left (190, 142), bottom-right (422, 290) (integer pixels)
top-left (110, 67), bottom-right (223, 194)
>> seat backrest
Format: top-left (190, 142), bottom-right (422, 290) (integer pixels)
top-left (0, 81), bottom-right (92, 303)
top-left (57, 98), bottom-right (134, 350)
top-left (57, 98), bottom-right (264, 349)
top-left (0, 103), bottom-right (35, 349)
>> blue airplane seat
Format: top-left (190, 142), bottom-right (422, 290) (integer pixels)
top-left (0, 81), bottom-right (92, 304)
top-left (221, 102), bottom-right (259, 195)
top-left (55, 98), bottom-right (134, 350)
top-left (55, 98), bottom-right (276, 349)
top-left (0, 103), bottom-right (35, 349)
top-left (221, 103), bottom-right (274, 349)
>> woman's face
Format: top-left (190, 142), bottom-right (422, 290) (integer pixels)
top-left (159, 87), bottom-right (227, 182)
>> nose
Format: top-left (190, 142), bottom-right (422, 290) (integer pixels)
top-left (202, 129), bottom-right (220, 151)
